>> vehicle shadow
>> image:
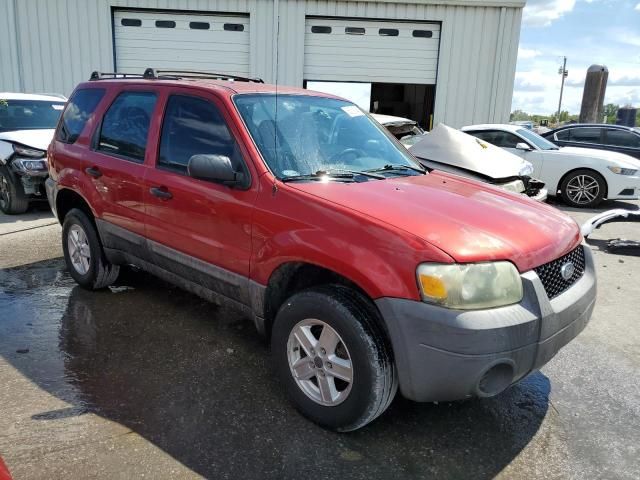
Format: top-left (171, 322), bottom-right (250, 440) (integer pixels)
top-left (0, 259), bottom-right (551, 479)
top-left (546, 196), bottom-right (639, 214)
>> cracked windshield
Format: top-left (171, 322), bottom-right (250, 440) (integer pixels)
top-left (234, 94), bottom-right (424, 180)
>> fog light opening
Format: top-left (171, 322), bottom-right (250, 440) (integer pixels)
top-left (476, 362), bottom-right (514, 397)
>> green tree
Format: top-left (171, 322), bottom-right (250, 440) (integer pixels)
top-left (603, 104), bottom-right (619, 124)
top-left (510, 110), bottom-right (531, 121)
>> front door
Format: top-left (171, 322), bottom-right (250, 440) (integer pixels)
top-left (142, 90), bottom-right (258, 304)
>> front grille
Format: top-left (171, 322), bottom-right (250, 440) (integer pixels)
top-left (534, 246), bottom-right (585, 299)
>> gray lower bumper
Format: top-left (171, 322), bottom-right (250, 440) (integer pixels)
top-left (45, 177), bottom-right (58, 219)
top-left (375, 245), bottom-right (597, 402)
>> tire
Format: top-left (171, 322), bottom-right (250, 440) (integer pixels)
top-left (0, 164), bottom-right (29, 214)
top-left (62, 208), bottom-right (120, 289)
top-left (272, 285), bottom-right (397, 432)
top-left (560, 169), bottom-right (606, 208)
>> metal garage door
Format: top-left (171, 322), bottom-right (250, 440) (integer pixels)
top-left (113, 10), bottom-right (250, 76)
top-left (304, 18), bottom-right (440, 84)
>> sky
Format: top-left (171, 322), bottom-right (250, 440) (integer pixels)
top-left (514, 0), bottom-right (640, 115)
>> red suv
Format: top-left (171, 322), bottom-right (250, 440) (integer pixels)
top-left (46, 69), bottom-right (597, 431)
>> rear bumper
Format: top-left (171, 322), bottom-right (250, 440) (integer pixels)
top-left (375, 245), bottom-right (596, 402)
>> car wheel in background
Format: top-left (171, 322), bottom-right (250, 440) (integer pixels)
top-left (0, 165), bottom-right (29, 214)
top-left (62, 208), bottom-right (120, 289)
top-left (271, 285), bottom-right (397, 432)
top-left (560, 169), bottom-right (606, 208)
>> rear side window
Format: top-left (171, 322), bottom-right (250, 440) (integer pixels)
top-left (605, 129), bottom-right (640, 148)
top-left (158, 95), bottom-right (240, 175)
top-left (97, 91), bottom-right (157, 162)
top-left (57, 88), bottom-right (105, 144)
top-left (569, 127), bottom-right (601, 143)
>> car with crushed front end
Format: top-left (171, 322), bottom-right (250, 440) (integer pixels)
top-left (463, 124), bottom-right (640, 208)
top-left (46, 69), bottom-right (597, 431)
top-left (0, 92), bottom-right (66, 214)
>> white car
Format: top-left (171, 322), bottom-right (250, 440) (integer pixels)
top-left (0, 92), bottom-right (66, 214)
top-left (371, 113), bottom-right (427, 147)
top-left (462, 124), bottom-right (640, 208)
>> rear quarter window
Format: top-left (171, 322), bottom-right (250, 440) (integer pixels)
top-left (56, 88), bottom-right (105, 143)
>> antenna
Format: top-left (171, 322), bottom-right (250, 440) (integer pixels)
top-left (274, 5), bottom-right (280, 179)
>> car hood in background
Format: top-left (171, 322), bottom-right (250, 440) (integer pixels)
top-left (557, 146), bottom-right (640, 168)
top-left (0, 129), bottom-right (55, 151)
top-left (409, 124), bottom-right (530, 179)
top-left (290, 171), bottom-right (581, 272)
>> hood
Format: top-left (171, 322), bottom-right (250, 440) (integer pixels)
top-left (290, 172), bottom-right (581, 272)
top-left (558, 146), bottom-right (640, 168)
top-left (409, 124), bottom-right (531, 179)
top-left (0, 129), bottom-right (55, 151)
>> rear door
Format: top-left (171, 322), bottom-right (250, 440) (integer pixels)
top-left (87, 87), bottom-right (159, 256)
top-left (142, 89), bottom-right (258, 303)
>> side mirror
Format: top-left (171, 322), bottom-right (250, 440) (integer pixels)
top-left (187, 154), bottom-right (245, 187)
top-left (515, 142), bottom-right (532, 151)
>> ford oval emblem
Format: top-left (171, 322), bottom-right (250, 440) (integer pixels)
top-left (560, 262), bottom-right (575, 280)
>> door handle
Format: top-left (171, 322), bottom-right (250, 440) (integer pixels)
top-left (150, 186), bottom-right (173, 200)
top-left (85, 166), bottom-right (102, 178)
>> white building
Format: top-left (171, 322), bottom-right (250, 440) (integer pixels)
top-left (0, 0), bottom-right (525, 128)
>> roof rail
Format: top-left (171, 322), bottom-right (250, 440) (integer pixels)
top-left (89, 71), bottom-right (145, 81)
top-left (143, 68), bottom-right (263, 83)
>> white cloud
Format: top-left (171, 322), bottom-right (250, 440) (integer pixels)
top-left (523, 0), bottom-right (576, 27)
top-left (518, 47), bottom-right (542, 59)
top-left (635, 2), bottom-right (640, 11)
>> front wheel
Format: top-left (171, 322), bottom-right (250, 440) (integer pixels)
top-left (0, 165), bottom-right (29, 214)
top-left (272, 285), bottom-right (397, 431)
top-left (62, 208), bottom-right (120, 289)
top-left (560, 169), bottom-right (606, 208)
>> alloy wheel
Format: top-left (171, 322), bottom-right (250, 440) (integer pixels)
top-left (287, 319), bottom-right (354, 406)
top-left (566, 174), bottom-right (600, 205)
top-left (67, 224), bottom-right (91, 275)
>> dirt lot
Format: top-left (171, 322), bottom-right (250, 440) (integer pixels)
top-left (1, 199), bottom-right (639, 479)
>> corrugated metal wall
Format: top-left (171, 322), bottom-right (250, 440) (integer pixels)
top-left (0, 0), bottom-right (523, 127)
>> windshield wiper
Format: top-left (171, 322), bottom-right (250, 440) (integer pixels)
top-left (364, 164), bottom-right (426, 174)
top-left (281, 171), bottom-right (355, 183)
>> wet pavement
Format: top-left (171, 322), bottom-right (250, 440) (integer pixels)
top-left (1, 201), bottom-right (639, 479)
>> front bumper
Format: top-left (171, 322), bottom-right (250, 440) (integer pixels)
top-left (376, 245), bottom-right (597, 402)
top-left (531, 187), bottom-right (548, 202)
top-left (606, 175), bottom-right (640, 200)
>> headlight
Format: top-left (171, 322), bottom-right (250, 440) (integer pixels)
top-left (607, 166), bottom-right (637, 176)
top-left (14, 158), bottom-right (48, 172)
top-left (519, 162), bottom-right (534, 176)
top-left (12, 144), bottom-right (46, 158)
top-left (417, 262), bottom-right (523, 309)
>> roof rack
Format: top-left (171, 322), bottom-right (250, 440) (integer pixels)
top-left (89, 71), bottom-right (146, 81)
top-left (143, 68), bottom-right (263, 83)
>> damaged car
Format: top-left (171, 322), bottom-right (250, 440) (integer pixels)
top-left (409, 123), bottom-right (547, 201)
top-left (0, 93), bottom-right (66, 214)
top-left (372, 113), bottom-right (427, 147)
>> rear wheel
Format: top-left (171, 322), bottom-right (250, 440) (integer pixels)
top-left (272, 285), bottom-right (397, 431)
top-left (0, 165), bottom-right (29, 214)
top-left (560, 169), bottom-right (606, 208)
top-left (62, 208), bottom-right (120, 289)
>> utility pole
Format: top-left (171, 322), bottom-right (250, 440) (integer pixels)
top-left (557, 56), bottom-right (568, 123)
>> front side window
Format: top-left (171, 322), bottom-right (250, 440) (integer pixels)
top-left (56, 89), bottom-right (105, 143)
top-left (569, 127), bottom-right (601, 144)
top-left (98, 91), bottom-right (157, 162)
top-left (468, 130), bottom-right (520, 148)
top-left (605, 129), bottom-right (640, 148)
top-left (158, 95), bottom-right (241, 174)
top-left (233, 94), bottom-right (422, 178)
top-left (555, 129), bottom-right (570, 141)
top-left (516, 128), bottom-right (558, 150)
